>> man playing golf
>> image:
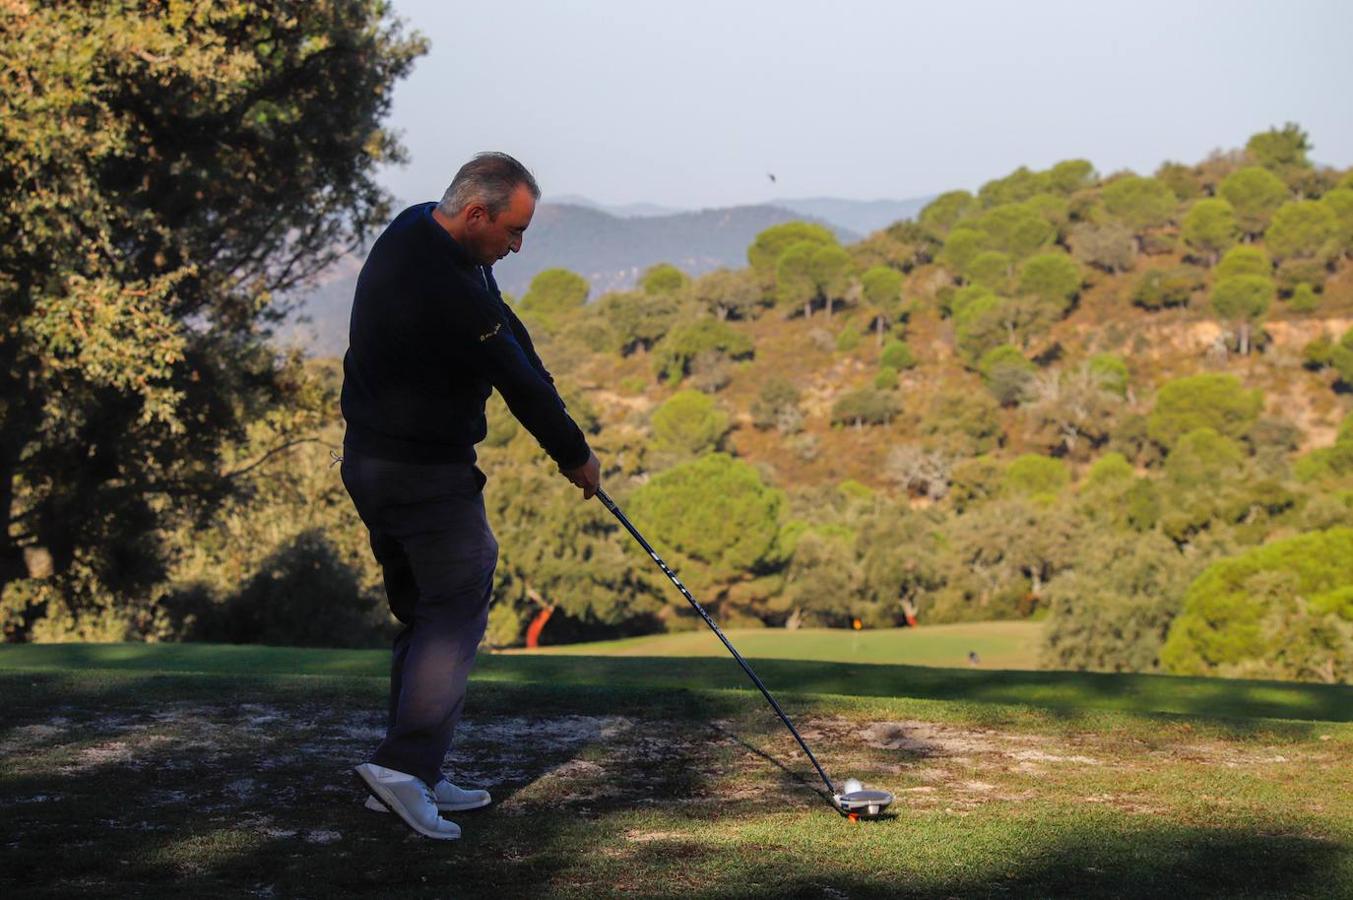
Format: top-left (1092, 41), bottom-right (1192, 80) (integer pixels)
top-left (340, 152), bottom-right (601, 840)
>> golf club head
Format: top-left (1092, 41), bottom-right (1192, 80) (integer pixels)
top-left (833, 788), bottom-right (894, 820)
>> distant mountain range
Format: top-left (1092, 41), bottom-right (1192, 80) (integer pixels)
top-left (280, 194), bottom-right (933, 357)
top-left (549, 193), bottom-right (933, 236)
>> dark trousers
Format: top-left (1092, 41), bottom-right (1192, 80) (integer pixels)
top-left (340, 450), bottom-right (498, 787)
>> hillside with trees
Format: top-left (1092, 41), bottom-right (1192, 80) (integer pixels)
top-left (3, 25), bottom-right (1350, 688)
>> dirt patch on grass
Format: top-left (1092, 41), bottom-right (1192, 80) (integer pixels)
top-left (2, 700), bottom-right (1339, 839)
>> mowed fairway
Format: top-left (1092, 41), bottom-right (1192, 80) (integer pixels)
top-left (518, 622), bottom-right (1042, 670)
top-left (2, 644), bottom-right (1351, 899)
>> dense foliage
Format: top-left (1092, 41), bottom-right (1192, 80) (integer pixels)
top-left (6, 60), bottom-right (1351, 685)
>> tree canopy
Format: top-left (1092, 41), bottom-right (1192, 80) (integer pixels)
top-left (0, 0), bottom-right (425, 634)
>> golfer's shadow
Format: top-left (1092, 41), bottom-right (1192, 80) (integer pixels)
top-left (705, 722), bottom-right (899, 822)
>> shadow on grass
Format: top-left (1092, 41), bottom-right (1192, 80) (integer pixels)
top-left (1, 672), bottom-right (1349, 899)
top-left (3, 644), bottom-right (1349, 724)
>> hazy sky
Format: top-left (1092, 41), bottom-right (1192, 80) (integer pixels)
top-left (377, 0), bottom-right (1353, 210)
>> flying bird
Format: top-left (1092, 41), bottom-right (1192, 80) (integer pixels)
top-left (767, 172), bottom-right (777, 184)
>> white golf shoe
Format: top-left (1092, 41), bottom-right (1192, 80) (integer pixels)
top-left (353, 763), bottom-right (461, 840)
top-left (364, 776), bottom-right (491, 814)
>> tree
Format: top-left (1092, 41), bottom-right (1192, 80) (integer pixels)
top-left (1088, 353), bottom-right (1130, 397)
top-left (978, 166), bottom-right (1052, 207)
top-left (1047, 159), bottom-right (1097, 194)
top-left (1265, 201), bottom-right (1338, 262)
top-left (639, 263), bottom-right (689, 295)
top-left (976, 203), bottom-right (1056, 259)
top-left (880, 339), bottom-right (917, 370)
top-left (807, 244), bottom-right (852, 318)
top-left (966, 251), bottom-right (1014, 292)
top-left (651, 390), bottom-right (730, 458)
top-left (944, 497), bottom-right (1080, 613)
top-left (1131, 266), bottom-right (1204, 310)
top-left (1219, 166), bottom-right (1288, 236)
top-left (830, 388), bottom-right (900, 428)
top-left (1041, 531), bottom-right (1197, 673)
top-left (1211, 275), bottom-right (1275, 355)
top-left (1181, 199), bottom-right (1239, 264)
top-left (883, 446), bottom-right (951, 500)
top-left (1161, 527), bottom-right (1353, 682)
top-left (1154, 161), bottom-right (1204, 201)
top-left (1147, 374), bottom-right (1262, 449)
top-left (770, 242), bottom-right (853, 319)
top-left (1068, 222), bottom-right (1137, 273)
top-left (781, 525), bottom-right (861, 627)
top-left (860, 266), bottom-right (905, 344)
top-left (519, 268), bottom-right (590, 329)
top-left (939, 226), bottom-right (990, 276)
top-left (1018, 253), bottom-right (1082, 313)
top-left (920, 391), bottom-right (1003, 457)
top-left (0, 1), bottom-right (425, 636)
top-left (484, 446), bottom-right (665, 645)
top-left (629, 453), bottom-right (786, 601)
top-left (594, 289), bottom-right (679, 355)
top-left (692, 268), bottom-right (762, 321)
top-left (1101, 175), bottom-right (1177, 232)
top-left (1245, 123), bottom-right (1312, 171)
top-left (918, 190), bottom-right (978, 238)
top-left (747, 221), bottom-right (836, 274)
top-left (1215, 245), bottom-right (1273, 280)
top-left (1024, 363), bottom-right (1124, 457)
top-left (651, 318), bottom-right (754, 383)
top-left (858, 501), bottom-right (947, 623)
top-left (750, 377), bottom-right (803, 433)
top-left (977, 345), bottom-right (1034, 406)
top-left (1003, 454), bottom-right (1070, 499)
top-left (1321, 189), bottom-right (1353, 256)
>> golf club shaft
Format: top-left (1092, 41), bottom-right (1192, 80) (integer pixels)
top-left (595, 487), bottom-right (836, 797)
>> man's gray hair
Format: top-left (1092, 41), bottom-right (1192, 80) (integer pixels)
top-left (437, 152), bottom-right (540, 218)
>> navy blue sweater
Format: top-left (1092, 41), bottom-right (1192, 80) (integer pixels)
top-left (341, 203), bottom-right (591, 469)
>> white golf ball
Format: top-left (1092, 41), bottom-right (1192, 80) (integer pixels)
top-left (842, 778), bottom-right (863, 795)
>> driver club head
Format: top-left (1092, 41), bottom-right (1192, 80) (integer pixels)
top-left (833, 786), bottom-right (894, 820)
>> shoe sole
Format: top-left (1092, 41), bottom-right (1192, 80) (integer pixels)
top-left (365, 794), bottom-right (491, 814)
top-left (353, 765), bottom-right (460, 841)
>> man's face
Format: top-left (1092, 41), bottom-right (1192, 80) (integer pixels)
top-left (464, 183), bottom-right (535, 266)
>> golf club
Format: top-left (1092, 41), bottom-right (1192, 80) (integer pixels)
top-left (595, 487), bottom-right (893, 820)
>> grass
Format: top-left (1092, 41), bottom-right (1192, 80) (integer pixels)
top-left (516, 621), bottom-right (1043, 670)
top-left (2, 643), bottom-right (1351, 899)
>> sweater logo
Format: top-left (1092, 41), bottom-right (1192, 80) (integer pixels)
top-left (478, 323), bottom-right (502, 342)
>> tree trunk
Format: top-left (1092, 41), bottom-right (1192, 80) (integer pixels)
top-left (524, 604), bottom-right (555, 649)
top-left (900, 597), bottom-right (918, 627)
top-left (876, 316), bottom-right (885, 347)
top-left (1239, 321), bottom-right (1251, 356)
top-left (804, 299), bottom-right (812, 319)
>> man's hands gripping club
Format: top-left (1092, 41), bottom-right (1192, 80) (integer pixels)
top-left (561, 450), bottom-right (601, 499)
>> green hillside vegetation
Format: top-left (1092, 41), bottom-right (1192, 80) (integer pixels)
top-left (5, 49), bottom-right (1352, 686)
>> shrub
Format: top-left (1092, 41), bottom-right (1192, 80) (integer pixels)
top-left (1003, 454), bottom-right (1070, 499)
top-left (1147, 373), bottom-right (1262, 448)
top-left (651, 390), bottom-right (730, 457)
top-left (880, 339), bottom-right (917, 370)
top-left (835, 324), bottom-right (862, 352)
top-left (977, 344), bottom-right (1034, 406)
top-left (1161, 527), bottom-right (1353, 681)
top-left (831, 388), bottom-right (900, 427)
top-left (652, 318), bottom-right (754, 382)
top-left (1131, 266), bottom-right (1204, 310)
